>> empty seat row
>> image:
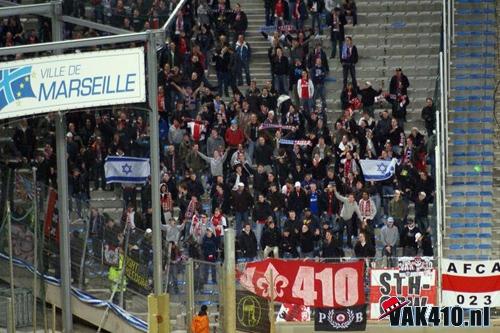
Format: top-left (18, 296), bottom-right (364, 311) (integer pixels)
top-left (451, 171), bottom-right (492, 177)
top-left (456, 30), bottom-right (495, 36)
top-left (449, 212), bottom-right (493, 218)
top-left (452, 151), bottom-right (493, 157)
top-left (454, 85), bottom-right (495, 91)
top-left (456, 0), bottom-right (494, 3)
top-left (454, 95), bottom-right (493, 101)
top-left (456, 52), bottom-right (496, 58)
top-left (449, 233), bottom-right (492, 238)
top-left (453, 105), bottom-right (494, 112)
top-left (456, 8), bottom-right (495, 14)
top-left (451, 128), bottom-right (494, 135)
top-left (451, 160), bottom-right (493, 167)
top-left (449, 244), bottom-right (492, 250)
top-left (452, 139), bottom-right (493, 145)
top-left (448, 255), bottom-right (491, 260)
top-left (449, 222), bottom-right (492, 228)
top-left (450, 191), bottom-right (493, 196)
top-left (456, 20), bottom-right (496, 25)
top-left (451, 180), bottom-right (493, 186)
top-left (450, 202), bottom-right (493, 208)
top-left (453, 117), bottom-right (493, 123)
top-left (455, 73), bottom-right (496, 79)
top-left (455, 63), bottom-right (495, 69)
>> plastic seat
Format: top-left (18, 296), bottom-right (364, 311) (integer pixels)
top-left (465, 202), bottom-right (479, 207)
top-left (480, 191), bottom-right (493, 196)
top-left (452, 172), bottom-right (466, 177)
top-left (464, 223), bottom-right (478, 228)
top-left (453, 151), bottom-right (466, 157)
top-left (463, 255), bottom-right (477, 260)
top-left (450, 213), bottom-right (464, 218)
top-left (450, 223), bottom-right (465, 228)
top-left (465, 191), bottom-right (479, 196)
top-left (451, 182), bottom-right (465, 186)
top-left (464, 244), bottom-right (478, 250)
top-left (464, 213), bottom-right (479, 218)
top-left (480, 181), bottom-right (493, 185)
top-left (465, 181), bottom-right (480, 186)
top-left (479, 222), bottom-right (493, 228)
top-left (479, 213), bottom-right (492, 218)
top-left (449, 234), bottom-right (463, 239)
top-left (482, 139), bottom-right (493, 145)
top-left (451, 202), bottom-right (465, 207)
top-left (481, 129), bottom-right (494, 134)
top-left (478, 255), bottom-right (490, 260)
top-left (478, 244), bottom-right (492, 250)
top-left (480, 202), bottom-right (493, 207)
top-left (449, 244), bottom-right (463, 250)
top-left (451, 192), bottom-right (465, 197)
top-left (464, 233), bottom-right (478, 238)
top-left (452, 140), bottom-right (466, 145)
top-left (479, 233), bottom-right (492, 238)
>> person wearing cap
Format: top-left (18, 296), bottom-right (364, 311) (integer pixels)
top-left (400, 218), bottom-right (421, 256)
top-left (231, 181), bottom-right (254, 232)
top-left (326, 6), bottom-right (346, 59)
top-left (288, 181), bottom-right (308, 217)
top-left (238, 223), bottom-right (258, 261)
top-left (380, 217), bottom-right (399, 267)
top-left (360, 81), bottom-right (382, 117)
top-left (191, 304), bottom-right (209, 333)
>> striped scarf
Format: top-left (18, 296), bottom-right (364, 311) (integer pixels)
top-left (259, 123), bottom-right (296, 131)
top-left (279, 139), bottom-right (312, 146)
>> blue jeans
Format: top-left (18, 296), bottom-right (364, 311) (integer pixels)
top-left (314, 83), bottom-right (326, 111)
top-left (254, 223), bottom-right (265, 249)
top-left (235, 211), bottom-right (249, 232)
top-left (274, 74), bottom-right (289, 95)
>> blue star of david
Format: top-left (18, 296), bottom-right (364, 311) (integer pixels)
top-left (377, 163), bottom-right (388, 173)
top-left (122, 164), bottom-right (133, 175)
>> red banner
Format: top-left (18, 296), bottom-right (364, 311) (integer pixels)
top-left (369, 268), bottom-right (437, 319)
top-left (43, 189), bottom-right (59, 243)
top-left (238, 259), bottom-right (365, 308)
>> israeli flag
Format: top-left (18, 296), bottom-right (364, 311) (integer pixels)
top-left (104, 156), bottom-right (150, 184)
top-left (359, 158), bottom-right (398, 181)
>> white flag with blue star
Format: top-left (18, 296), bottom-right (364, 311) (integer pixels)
top-left (359, 158), bottom-right (398, 182)
top-left (104, 156), bottom-right (150, 184)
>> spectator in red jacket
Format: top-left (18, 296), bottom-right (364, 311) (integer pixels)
top-left (225, 120), bottom-right (245, 148)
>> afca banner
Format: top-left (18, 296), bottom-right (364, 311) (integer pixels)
top-left (369, 268), bottom-right (436, 319)
top-left (0, 48), bottom-right (146, 120)
top-left (442, 259), bottom-right (500, 308)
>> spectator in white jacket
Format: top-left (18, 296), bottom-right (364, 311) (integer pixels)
top-left (297, 70), bottom-right (315, 115)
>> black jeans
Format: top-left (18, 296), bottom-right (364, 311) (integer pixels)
top-left (342, 63), bottom-right (357, 89)
top-left (339, 216), bottom-right (358, 247)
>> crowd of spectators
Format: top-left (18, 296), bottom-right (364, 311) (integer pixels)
top-left (1, 0), bottom-right (439, 294)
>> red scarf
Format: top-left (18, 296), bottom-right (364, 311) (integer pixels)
top-left (344, 159), bottom-right (352, 178)
top-left (211, 214), bottom-right (224, 236)
top-left (360, 199), bottom-right (371, 217)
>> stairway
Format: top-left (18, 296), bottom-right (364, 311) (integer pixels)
top-left (443, 0), bottom-right (497, 259)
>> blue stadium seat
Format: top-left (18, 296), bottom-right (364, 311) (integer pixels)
top-left (456, 8), bottom-right (495, 14)
top-left (478, 255), bottom-right (490, 260)
top-left (480, 202), bottom-right (493, 207)
top-left (465, 202), bottom-right (479, 207)
top-left (450, 213), bottom-right (463, 218)
top-left (465, 191), bottom-right (479, 196)
top-left (479, 233), bottom-right (492, 238)
top-left (464, 233), bottom-right (478, 238)
top-left (480, 191), bottom-right (493, 196)
top-left (450, 223), bottom-right (465, 228)
top-left (479, 213), bottom-right (493, 218)
top-left (481, 139), bottom-right (494, 145)
top-left (448, 255), bottom-right (463, 260)
top-left (478, 244), bottom-right (492, 250)
top-left (463, 255), bottom-right (478, 260)
top-left (481, 129), bottom-right (494, 134)
top-left (465, 181), bottom-right (480, 186)
top-left (464, 223), bottom-right (478, 228)
top-left (453, 151), bottom-right (466, 157)
top-left (464, 244), bottom-right (478, 250)
top-left (464, 213), bottom-right (479, 218)
top-left (452, 140), bottom-right (466, 145)
top-left (451, 202), bottom-right (465, 207)
top-left (449, 234), bottom-right (463, 239)
top-left (451, 182), bottom-right (465, 186)
top-left (451, 192), bottom-right (465, 197)
top-left (479, 222), bottom-right (492, 228)
top-left (449, 244), bottom-right (463, 250)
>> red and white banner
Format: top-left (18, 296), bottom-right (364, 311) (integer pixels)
top-left (276, 303), bottom-right (311, 322)
top-left (43, 189), bottom-right (59, 243)
top-left (441, 259), bottom-right (500, 308)
top-left (369, 268), bottom-right (436, 319)
top-left (238, 259), bottom-right (365, 308)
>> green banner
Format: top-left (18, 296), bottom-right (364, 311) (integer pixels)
top-left (236, 290), bottom-right (270, 333)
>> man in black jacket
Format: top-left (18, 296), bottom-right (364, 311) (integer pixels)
top-left (340, 36), bottom-right (358, 90)
top-left (231, 3), bottom-right (248, 39)
top-left (389, 68), bottom-right (411, 122)
top-left (272, 47), bottom-right (290, 95)
top-left (326, 7), bottom-right (346, 59)
top-left (238, 223), bottom-right (258, 261)
top-left (212, 45), bottom-right (231, 97)
top-left (261, 220), bottom-right (281, 258)
top-left (360, 81), bottom-right (382, 117)
top-left (421, 97), bottom-right (436, 136)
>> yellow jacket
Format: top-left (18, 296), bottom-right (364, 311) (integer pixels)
top-left (108, 254), bottom-right (127, 292)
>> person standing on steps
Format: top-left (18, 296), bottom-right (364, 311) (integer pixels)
top-left (340, 36), bottom-right (358, 91)
top-left (235, 34), bottom-right (252, 86)
top-left (326, 6), bottom-right (346, 59)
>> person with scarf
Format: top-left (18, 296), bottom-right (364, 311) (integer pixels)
top-left (340, 36), bottom-right (358, 90)
top-left (388, 67), bottom-right (411, 123)
top-left (296, 70), bottom-right (314, 116)
top-left (160, 183), bottom-right (173, 223)
top-left (358, 190), bottom-right (376, 227)
top-left (210, 207), bottom-right (228, 237)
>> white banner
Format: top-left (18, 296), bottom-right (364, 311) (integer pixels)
top-left (359, 158), bottom-right (397, 181)
top-left (0, 48), bottom-right (146, 120)
top-left (441, 259), bottom-right (500, 307)
top-left (104, 156), bottom-right (150, 184)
